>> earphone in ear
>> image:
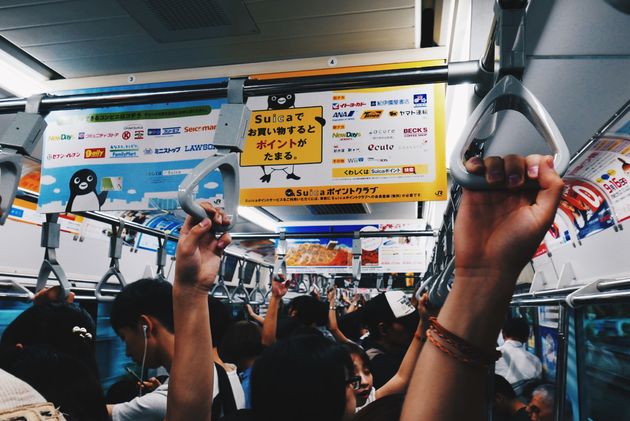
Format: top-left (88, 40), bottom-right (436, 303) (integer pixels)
top-left (142, 325), bottom-right (148, 337)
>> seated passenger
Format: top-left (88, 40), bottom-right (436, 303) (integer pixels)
top-left (493, 375), bottom-right (529, 421)
top-left (108, 278), bottom-right (244, 421)
top-left (496, 317), bottom-right (542, 395)
top-left (360, 291), bottom-right (419, 388)
top-left (527, 384), bottom-right (555, 421)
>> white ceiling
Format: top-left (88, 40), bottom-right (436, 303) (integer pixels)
top-left (0, 0), bottom-right (417, 78)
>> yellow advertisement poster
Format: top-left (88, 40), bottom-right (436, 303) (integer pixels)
top-left (240, 106), bottom-right (324, 167)
top-left (239, 60), bottom-right (447, 206)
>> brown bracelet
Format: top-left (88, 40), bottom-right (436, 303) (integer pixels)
top-left (428, 317), bottom-right (501, 365)
top-left (426, 329), bottom-right (489, 368)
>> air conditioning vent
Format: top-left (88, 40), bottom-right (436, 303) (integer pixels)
top-left (118, 0), bottom-right (259, 42)
top-left (306, 203), bottom-right (371, 215)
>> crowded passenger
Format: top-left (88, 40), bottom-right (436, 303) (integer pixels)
top-left (527, 384), bottom-right (555, 421)
top-left (108, 277), bottom-right (245, 420)
top-left (496, 317), bottom-right (543, 396)
top-left (165, 154), bottom-right (564, 421)
top-left (493, 374), bottom-right (530, 421)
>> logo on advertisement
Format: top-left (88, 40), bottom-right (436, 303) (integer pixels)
top-left (333, 159), bottom-right (345, 164)
top-left (184, 125), bottom-right (216, 133)
top-left (596, 168), bottom-right (628, 194)
top-left (184, 143), bottom-right (215, 152)
top-left (148, 128), bottom-right (161, 136)
top-left (84, 148), bottom-right (106, 159)
top-left (347, 157), bottom-right (364, 163)
top-left (332, 111), bottom-right (356, 120)
top-left (122, 131), bottom-right (131, 140)
top-left (124, 124), bottom-right (143, 131)
top-left (361, 110), bottom-right (383, 119)
top-left (413, 94), bottom-right (428, 107)
top-left (332, 131), bottom-right (361, 139)
top-left (332, 103), bottom-right (340, 110)
top-left (134, 130), bottom-right (144, 140)
top-left (403, 127), bottom-right (428, 137)
top-left (110, 144), bottom-right (139, 158)
top-left (367, 144), bottom-right (394, 151)
top-left (285, 189), bottom-right (295, 197)
top-left (389, 110), bottom-right (399, 117)
top-left (162, 127), bottom-right (181, 135)
top-left (48, 133), bottom-right (73, 141)
top-left (143, 148), bottom-right (153, 155)
top-left (78, 132), bottom-right (85, 140)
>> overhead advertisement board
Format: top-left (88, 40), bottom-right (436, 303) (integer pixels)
top-left (37, 80), bottom-right (227, 213)
top-left (239, 60), bottom-right (447, 206)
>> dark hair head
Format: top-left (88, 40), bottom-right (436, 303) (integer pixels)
top-left (502, 317), bottom-right (530, 343)
top-left (338, 310), bottom-right (366, 343)
top-left (219, 321), bottom-right (262, 370)
top-left (342, 341), bottom-right (370, 370)
top-left (110, 278), bottom-right (174, 333)
top-left (251, 335), bottom-right (353, 421)
top-left (0, 346), bottom-right (108, 421)
top-left (0, 301), bottom-right (97, 373)
top-left (494, 375), bottom-right (517, 400)
top-left (288, 295), bottom-right (326, 326)
top-left (352, 393), bottom-right (405, 421)
top-left (208, 296), bottom-right (234, 346)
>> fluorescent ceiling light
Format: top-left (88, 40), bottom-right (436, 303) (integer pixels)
top-left (0, 48), bottom-right (48, 97)
top-left (238, 206), bottom-right (278, 232)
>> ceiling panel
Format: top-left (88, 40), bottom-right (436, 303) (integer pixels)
top-left (0, 0), bottom-right (416, 78)
top-left (40, 27), bottom-right (414, 77)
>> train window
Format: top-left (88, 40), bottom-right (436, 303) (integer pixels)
top-left (581, 303), bottom-right (630, 421)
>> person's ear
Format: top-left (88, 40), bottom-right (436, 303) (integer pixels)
top-left (378, 322), bottom-right (388, 337)
top-left (139, 315), bottom-right (152, 337)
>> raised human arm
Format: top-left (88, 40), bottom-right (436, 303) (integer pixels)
top-left (246, 304), bottom-right (265, 325)
top-left (166, 203), bottom-right (231, 421)
top-left (400, 155), bottom-right (563, 421)
top-left (327, 287), bottom-right (351, 343)
top-left (376, 293), bottom-right (430, 398)
top-left (261, 276), bottom-right (288, 347)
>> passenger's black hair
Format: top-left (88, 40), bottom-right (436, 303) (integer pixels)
top-left (338, 309), bottom-right (366, 342)
top-left (502, 317), bottom-right (530, 343)
top-left (251, 335), bottom-right (353, 421)
top-left (494, 374), bottom-right (517, 400)
top-left (0, 345), bottom-right (108, 421)
top-left (219, 320), bottom-right (262, 370)
top-left (208, 296), bottom-right (234, 347)
top-left (342, 341), bottom-right (371, 371)
top-left (105, 378), bottom-right (138, 404)
top-left (0, 301), bottom-right (98, 374)
top-left (110, 278), bottom-right (174, 333)
top-left (287, 295), bottom-right (326, 326)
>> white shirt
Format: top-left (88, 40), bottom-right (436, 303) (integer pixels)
top-left (495, 340), bottom-right (542, 393)
top-left (112, 365), bottom-right (245, 421)
top-left (355, 387), bottom-right (377, 412)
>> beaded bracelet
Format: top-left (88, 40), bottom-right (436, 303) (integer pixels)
top-left (427, 317), bottom-right (501, 367)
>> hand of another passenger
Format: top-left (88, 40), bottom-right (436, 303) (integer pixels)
top-left (455, 155), bottom-right (563, 281)
top-left (33, 285), bottom-right (75, 304)
top-left (271, 274), bottom-right (289, 298)
top-left (175, 202), bottom-right (231, 293)
top-left (327, 286), bottom-right (337, 303)
top-left (139, 377), bottom-right (161, 393)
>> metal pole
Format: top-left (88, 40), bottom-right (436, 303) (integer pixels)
top-left (0, 65), bottom-right (453, 114)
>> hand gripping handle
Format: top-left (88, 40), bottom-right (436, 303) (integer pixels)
top-left (178, 152), bottom-right (238, 232)
top-left (0, 154), bottom-right (23, 225)
top-left (450, 75), bottom-right (570, 189)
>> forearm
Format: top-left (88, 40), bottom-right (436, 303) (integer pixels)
top-left (249, 312), bottom-right (265, 325)
top-left (401, 273), bottom-right (511, 421)
top-left (261, 295), bottom-right (281, 346)
top-left (328, 308), bottom-right (350, 343)
top-left (167, 285), bottom-right (214, 421)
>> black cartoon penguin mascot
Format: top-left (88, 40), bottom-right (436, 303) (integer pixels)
top-left (259, 93), bottom-right (326, 183)
top-left (65, 169), bottom-right (108, 213)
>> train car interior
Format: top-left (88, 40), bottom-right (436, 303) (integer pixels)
top-left (0, 0), bottom-right (628, 420)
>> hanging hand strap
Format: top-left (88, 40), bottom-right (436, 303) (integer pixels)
top-left (96, 219), bottom-right (127, 301)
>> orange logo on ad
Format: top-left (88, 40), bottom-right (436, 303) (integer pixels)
top-left (85, 148), bottom-right (106, 159)
top-left (361, 110), bottom-right (384, 119)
